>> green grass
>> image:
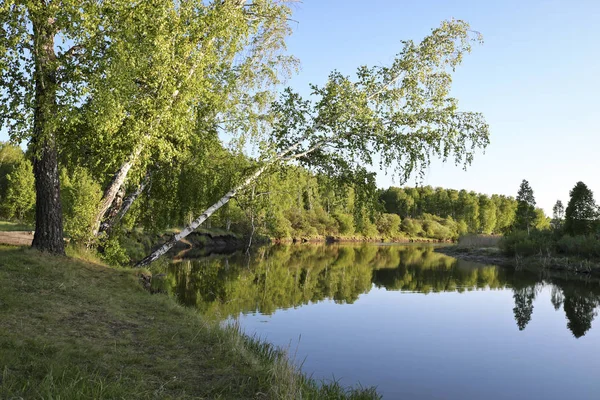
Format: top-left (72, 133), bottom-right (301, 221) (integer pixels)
top-left (0, 246), bottom-right (380, 399)
top-left (0, 219), bottom-right (34, 231)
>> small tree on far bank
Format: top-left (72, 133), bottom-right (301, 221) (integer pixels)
top-left (551, 200), bottom-right (565, 231)
top-left (564, 181), bottom-right (598, 236)
top-left (514, 180), bottom-right (536, 235)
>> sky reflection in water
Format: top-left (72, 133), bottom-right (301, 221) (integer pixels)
top-left (161, 244), bottom-right (600, 399)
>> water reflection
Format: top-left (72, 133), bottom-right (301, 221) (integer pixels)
top-left (156, 244), bottom-right (600, 338)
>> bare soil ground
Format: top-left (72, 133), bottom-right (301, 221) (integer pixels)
top-left (0, 231), bottom-right (33, 246)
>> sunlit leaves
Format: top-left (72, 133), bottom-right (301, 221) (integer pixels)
top-left (269, 19), bottom-right (489, 185)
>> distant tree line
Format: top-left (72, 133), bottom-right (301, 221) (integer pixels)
top-left (378, 185), bottom-right (549, 238)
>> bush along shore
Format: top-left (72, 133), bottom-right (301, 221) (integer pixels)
top-left (0, 246), bottom-right (380, 399)
top-left (436, 180), bottom-right (600, 276)
top-left (436, 233), bottom-right (600, 276)
top-left (113, 227), bottom-right (453, 265)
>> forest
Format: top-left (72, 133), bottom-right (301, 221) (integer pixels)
top-left (0, 1), bottom-right (491, 266)
top-left (0, 1), bottom-right (596, 265)
top-left (0, 140), bottom-right (553, 261)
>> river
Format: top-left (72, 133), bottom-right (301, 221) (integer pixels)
top-left (156, 243), bottom-right (600, 399)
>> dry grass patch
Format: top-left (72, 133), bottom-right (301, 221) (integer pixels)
top-left (457, 234), bottom-right (502, 249)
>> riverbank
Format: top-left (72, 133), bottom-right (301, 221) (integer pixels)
top-left (0, 246), bottom-right (379, 399)
top-left (436, 245), bottom-right (600, 276)
top-left (274, 235), bottom-right (451, 245)
top-left (120, 227), bottom-right (452, 263)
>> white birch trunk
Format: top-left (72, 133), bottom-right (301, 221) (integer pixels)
top-left (135, 163), bottom-right (269, 266)
top-left (92, 146), bottom-right (142, 236)
top-left (99, 172), bottom-right (150, 235)
top-left (135, 139), bottom-right (308, 267)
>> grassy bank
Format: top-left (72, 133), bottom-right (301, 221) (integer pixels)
top-left (0, 246), bottom-right (379, 399)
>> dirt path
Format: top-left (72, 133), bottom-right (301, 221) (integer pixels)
top-left (0, 231), bottom-right (34, 246)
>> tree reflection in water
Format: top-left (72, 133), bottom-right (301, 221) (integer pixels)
top-left (154, 244), bottom-right (600, 338)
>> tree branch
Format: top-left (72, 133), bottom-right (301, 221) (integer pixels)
top-left (59, 44), bottom-right (84, 62)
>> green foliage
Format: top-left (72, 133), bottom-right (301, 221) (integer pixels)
top-left (100, 232), bottom-right (131, 267)
top-left (500, 230), bottom-right (554, 257)
top-left (379, 186), bottom-right (516, 236)
top-left (493, 194), bottom-right (517, 233)
top-left (375, 213), bottom-right (401, 237)
top-left (534, 207), bottom-right (551, 231)
top-left (270, 20), bottom-right (489, 189)
top-left (556, 235), bottom-right (600, 259)
top-left (267, 212), bottom-right (293, 239)
top-left (499, 180), bottom-right (600, 262)
top-left (479, 194), bottom-right (497, 234)
top-left (457, 219), bottom-right (469, 236)
top-left (552, 200), bottom-right (565, 231)
top-left (2, 158), bottom-right (35, 222)
top-left (401, 218), bottom-right (424, 237)
top-left (514, 179), bottom-right (536, 233)
top-left (334, 212), bottom-right (356, 236)
top-left (501, 230), bottom-right (600, 260)
top-left (564, 182), bottom-right (598, 236)
top-left (0, 143), bottom-right (26, 209)
top-left (60, 168), bottom-right (102, 245)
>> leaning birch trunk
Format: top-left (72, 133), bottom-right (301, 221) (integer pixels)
top-left (135, 139), bottom-right (313, 266)
top-left (92, 147), bottom-right (141, 236)
top-left (99, 172), bottom-right (150, 236)
top-left (135, 163), bottom-right (269, 267)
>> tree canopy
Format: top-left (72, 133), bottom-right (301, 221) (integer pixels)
top-left (514, 180), bottom-right (536, 234)
top-left (137, 19), bottom-right (492, 265)
top-left (564, 182), bottom-right (598, 236)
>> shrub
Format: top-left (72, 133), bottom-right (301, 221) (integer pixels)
top-left (401, 218), bottom-right (423, 237)
top-left (556, 235), bottom-right (600, 259)
top-left (61, 168), bottom-right (103, 245)
top-left (100, 233), bottom-right (131, 266)
top-left (376, 213), bottom-right (401, 237)
top-left (359, 218), bottom-right (379, 238)
top-left (267, 212), bottom-right (293, 239)
top-left (500, 230), bottom-right (554, 257)
top-left (2, 159), bottom-right (35, 222)
top-left (333, 212), bottom-right (355, 236)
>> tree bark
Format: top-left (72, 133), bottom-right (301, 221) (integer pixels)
top-left (30, 11), bottom-right (65, 255)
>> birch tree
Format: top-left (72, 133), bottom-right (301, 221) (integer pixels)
top-left (2, 0), bottom-right (295, 251)
top-left (73, 0), bottom-right (296, 237)
top-left (137, 19), bottom-right (491, 266)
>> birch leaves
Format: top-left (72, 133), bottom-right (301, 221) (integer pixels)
top-left (269, 19), bottom-right (489, 184)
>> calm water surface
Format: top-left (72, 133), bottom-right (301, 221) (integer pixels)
top-left (158, 244), bottom-right (600, 399)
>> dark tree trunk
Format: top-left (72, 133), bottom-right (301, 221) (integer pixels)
top-left (30, 10), bottom-right (65, 255)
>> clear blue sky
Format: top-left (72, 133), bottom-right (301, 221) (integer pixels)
top-left (282, 0), bottom-right (600, 215)
top-left (2, 1), bottom-right (598, 215)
